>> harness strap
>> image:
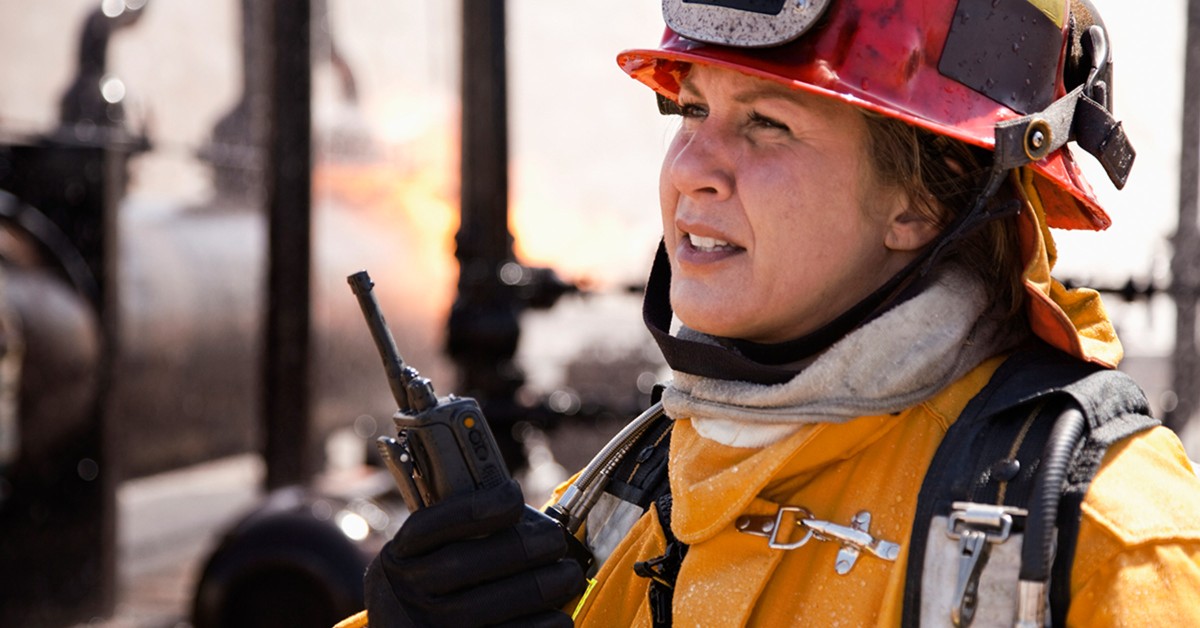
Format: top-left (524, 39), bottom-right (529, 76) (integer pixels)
top-left (588, 402), bottom-right (684, 626)
top-left (633, 493), bottom-right (689, 627)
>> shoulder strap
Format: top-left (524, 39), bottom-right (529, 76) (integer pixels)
top-left (901, 343), bottom-right (1158, 627)
top-left (1046, 363), bottom-right (1159, 626)
top-left (596, 400), bottom-right (685, 627)
top-left (603, 411), bottom-right (674, 509)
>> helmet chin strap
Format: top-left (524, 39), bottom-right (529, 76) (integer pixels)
top-left (920, 165), bottom-right (1020, 277)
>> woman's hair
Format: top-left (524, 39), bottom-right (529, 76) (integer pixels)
top-left (862, 112), bottom-right (1027, 324)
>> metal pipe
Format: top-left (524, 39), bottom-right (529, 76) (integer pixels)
top-left (263, 0), bottom-right (314, 489)
top-left (458, 0), bottom-right (511, 269)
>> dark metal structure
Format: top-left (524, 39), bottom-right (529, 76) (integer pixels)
top-left (449, 0), bottom-right (523, 467)
top-left (450, 0), bottom-right (579, 472)
top-left (196, 3), bottom-right (585, 620)
top-left (0, 1), bottom-right (148, 623)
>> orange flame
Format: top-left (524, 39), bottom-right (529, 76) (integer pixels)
top-left (314, 119), bottom-right (653, 307)
top-left (314, 127), bottom-right (461, 321)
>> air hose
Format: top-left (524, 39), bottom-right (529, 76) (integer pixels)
top-left (546, 401), bottom-right (666, 535)
top-left (1016, 404), bottom-right (1087, 626)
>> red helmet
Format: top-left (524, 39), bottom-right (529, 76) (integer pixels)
top-left (618, 0), bottom-right (1133, 231)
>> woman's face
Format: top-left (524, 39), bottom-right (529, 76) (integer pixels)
top-left (659, 65), bottom-right (934, 344)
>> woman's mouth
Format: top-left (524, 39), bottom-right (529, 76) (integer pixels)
top-left (678, 232), bottom-right (744, 265)
top-left (687, 233), bottom-right (738, 252)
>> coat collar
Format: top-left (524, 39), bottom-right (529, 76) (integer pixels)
top-left (663, 268), bottom-right (1017, 447)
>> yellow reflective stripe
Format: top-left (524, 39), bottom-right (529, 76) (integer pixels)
top-left (572, 578), bottom-right (600, 620)
top-left (1026, 0), bottom-right (1066, 28)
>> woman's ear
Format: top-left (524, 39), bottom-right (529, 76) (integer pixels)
top-left (884, 200), bottom-right (942, 252)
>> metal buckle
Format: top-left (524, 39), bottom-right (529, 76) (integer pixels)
top-left (736, 506), bottom-right (815, 550)
top-left (735, 507), bottom-right (901, 574)
top-left (947, 502), bottom-right (1025, 543)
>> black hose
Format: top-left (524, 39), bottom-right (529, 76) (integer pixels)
top-left (1020, 405), bottom-right (1087, 582)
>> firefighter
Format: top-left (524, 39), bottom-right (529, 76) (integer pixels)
top-left (348, 0), bottom-right (1200, 625)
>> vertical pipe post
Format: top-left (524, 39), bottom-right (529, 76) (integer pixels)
top-left (458, 0), bottom-right (511, 265)
top-left (1170, 0), bottom-right (1200, 433)
top-left (448, 0), bottom-right (526, 470)
top-left (263, 0), bottom-right (314, 489)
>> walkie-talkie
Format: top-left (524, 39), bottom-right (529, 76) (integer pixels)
top-left (347, 270), bottom-right (510, 511)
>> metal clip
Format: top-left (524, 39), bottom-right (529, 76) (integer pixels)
top-left (950, 529), bottom-right (990, 627)
top-left (805, 511), bottom-right (902, 574)
top-left (735, 507), bottom-right (901, 575)
top-left (1082, 25), bottom-right (1110, 105)
top-left (946, 503), bottom-right (1027, 627)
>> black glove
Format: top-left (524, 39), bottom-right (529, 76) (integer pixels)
top-left (365, 479), bottom-right (586, 627)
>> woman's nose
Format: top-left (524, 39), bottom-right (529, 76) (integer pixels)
top-left (664, 125), bottom-right (735, 202)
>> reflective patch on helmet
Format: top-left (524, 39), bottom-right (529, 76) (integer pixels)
top-left (938, 0), bottom-right (1065, 115)
top-left (663, 0), bottom-right (833, 48)
top-left (1024, 0), bottom-right (1066, 28)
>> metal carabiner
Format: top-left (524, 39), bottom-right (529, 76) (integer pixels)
top-left (950, 529), bottom-right (991, 628)
top-left (1082, 24), bottom-right (1110, 107)
top-left (945, 502), bottom-right (1026, 628)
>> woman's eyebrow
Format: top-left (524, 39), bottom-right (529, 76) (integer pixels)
top-left (732, 84), bottom-right (803, 106)
top-left (678, 76), bottom-right (702, 99)
top-left (679, 75), bottom-right (807, 109)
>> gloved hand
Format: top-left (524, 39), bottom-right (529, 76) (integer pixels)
top-left (365, 479), bottom-right (586, 627)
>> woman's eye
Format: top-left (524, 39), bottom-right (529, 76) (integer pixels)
top-left (749, 112), bottom-right (789, 132)
top-left (677, 103), bottom-right (707, 119)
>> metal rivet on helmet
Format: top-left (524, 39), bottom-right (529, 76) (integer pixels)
top-left (1023, 120), bottom-right (1055, 162)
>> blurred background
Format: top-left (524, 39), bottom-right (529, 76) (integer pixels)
top-left (0, 0), bottom-right (1194, 626)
